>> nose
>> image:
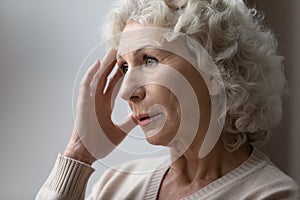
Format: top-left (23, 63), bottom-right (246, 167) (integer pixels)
top-left (120, 67), bottom-right (146, 102)
top-left (130, 86), bottom-right (146, 102)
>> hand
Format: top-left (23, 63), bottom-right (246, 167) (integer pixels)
top-left (64, 49), bottom-right (135, 165)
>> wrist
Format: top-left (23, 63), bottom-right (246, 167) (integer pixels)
top-left (63, 149), bottom-right (96, 165)
top-left (64, 128), bottom-right (97, 165)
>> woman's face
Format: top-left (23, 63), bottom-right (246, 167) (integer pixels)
top-left (117, 22), bottom-right (211, 149)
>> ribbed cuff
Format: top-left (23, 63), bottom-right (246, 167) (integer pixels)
top-left (44, 154), bottom-right (95, 199)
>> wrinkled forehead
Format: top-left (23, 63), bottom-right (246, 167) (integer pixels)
top-left (118, 27), bottom-right (169, 53)
top-left (117, 27), bottom-right (198, 67)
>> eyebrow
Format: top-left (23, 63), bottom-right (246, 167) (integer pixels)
top-left (116, 45), bottom-right (158, 59)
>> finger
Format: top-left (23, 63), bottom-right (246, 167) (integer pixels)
top-left (101, 48), bottom-right (118, 72)
top-left (95, 49), bottom-right (118, 94)
top-left (80, 60), bottom-right (100, 87)
top-left (94, 48), bottom-right (117, 78)
top-left (105, 70), bottom-right (123, 110)
top-left (105, 69), bottom-right (123, 97)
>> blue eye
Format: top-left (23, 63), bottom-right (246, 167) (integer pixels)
top-left (144, 55), bottom-right (158, 66)
top-left (119, 55), bottom-right (158, 74)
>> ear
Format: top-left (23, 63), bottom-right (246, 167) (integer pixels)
top-left (208, 77), bottom-right (222, 96)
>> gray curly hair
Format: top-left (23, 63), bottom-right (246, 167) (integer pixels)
top-left (101, 0), bottom-right (286, 151)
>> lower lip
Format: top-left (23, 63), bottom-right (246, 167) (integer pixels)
top-left (138, 113), bottom-right (162, 127)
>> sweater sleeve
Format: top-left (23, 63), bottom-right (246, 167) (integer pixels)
top-left (35, 154), bottom-right (95, 200)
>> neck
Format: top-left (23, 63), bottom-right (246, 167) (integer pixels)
top-left (168, 141), bottom-right (252, 185)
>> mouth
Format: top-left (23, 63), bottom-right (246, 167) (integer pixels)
top-left (135, 113), bottom-right (163, 127)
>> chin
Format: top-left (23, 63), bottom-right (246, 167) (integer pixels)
top-left (144, 133), bottom-right (167, 146)
top-left (145, 137), bottom-right (164, 146)
top-left (142, 124), bottom-right (178, 147)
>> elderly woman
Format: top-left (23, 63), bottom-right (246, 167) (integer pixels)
top-left (36, 0), bottom-right (299, 199)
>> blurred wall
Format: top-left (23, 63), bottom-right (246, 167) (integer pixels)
top-left (0, 0), bottom-right (299, 199)
top-left (0, 1), bottom-right (115, 199)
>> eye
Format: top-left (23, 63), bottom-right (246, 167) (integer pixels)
top-left (119, 63), bottom-right (128, 74)
top-left (144, 55), bottom-right (158, 67)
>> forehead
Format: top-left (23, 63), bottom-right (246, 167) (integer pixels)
top-left (117, 26), bottom-right (165, 56)
top-left (117, 26), bottom-right (198, 67)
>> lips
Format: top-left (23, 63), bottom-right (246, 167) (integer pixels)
top-left (135, 113), bottom-right (163, 127)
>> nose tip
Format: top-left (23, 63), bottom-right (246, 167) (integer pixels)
top-left (120, 83), bottom-right (146, 102)
top-left (120, 66), bottom-right (147, 101)
top-left (130, 87), bottom-right (146, 102)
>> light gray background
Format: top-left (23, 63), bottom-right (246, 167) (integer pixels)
top-left (0, 1), bottom-right (299, 199)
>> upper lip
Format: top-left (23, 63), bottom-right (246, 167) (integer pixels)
top-left (136, 114), bottom-right (151, 121)
top-left (135, 113), bottom-right (162, 121)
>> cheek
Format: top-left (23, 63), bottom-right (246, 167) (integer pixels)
top-left (171, 93), bottom-right (180, 115)
top-left (149, 85), bottom-right (181, 120)
top-left (164, 89), bottom-right (181, 120)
